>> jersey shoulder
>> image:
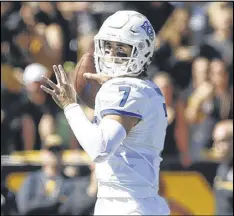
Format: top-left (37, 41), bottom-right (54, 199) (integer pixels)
top-left (99, 77), bottom-right (160, 96)
top-left (96, 78), bottom-right (149, 119)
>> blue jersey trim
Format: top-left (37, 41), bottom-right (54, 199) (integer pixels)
top-left (101, 109), bottom-right (142, 119)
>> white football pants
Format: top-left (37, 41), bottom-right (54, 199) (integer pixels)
top-left (94, 196), bottom-right (170, 215)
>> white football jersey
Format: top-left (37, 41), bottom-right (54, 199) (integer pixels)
top-left (93, 77), bottom-right (168, 198)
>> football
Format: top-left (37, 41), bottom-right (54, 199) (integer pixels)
top-left (73, 53), bottom-right (101, 109)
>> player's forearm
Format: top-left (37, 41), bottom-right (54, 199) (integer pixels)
top-left (64, 103), bottom-right (126, 162)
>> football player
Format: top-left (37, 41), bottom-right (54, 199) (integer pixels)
top-left (41, 10), bottom-right (170, 215)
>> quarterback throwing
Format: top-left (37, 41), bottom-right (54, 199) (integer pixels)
top-left (41, 10), bottom-right (170, 215)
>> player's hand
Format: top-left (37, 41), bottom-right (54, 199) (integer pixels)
top-left (41, 65), bottom-right (77, 109)
top-left (83, 73), bottom-right (112, 85)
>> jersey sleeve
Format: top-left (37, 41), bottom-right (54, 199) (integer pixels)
top-left (98, 80), bottom-right (147, 119)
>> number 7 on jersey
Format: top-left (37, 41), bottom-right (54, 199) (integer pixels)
top-left (119, 86), bottom-right (131, 107)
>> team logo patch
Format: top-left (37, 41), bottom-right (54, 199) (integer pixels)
top-left (141, 21), bottom-right (154, 41)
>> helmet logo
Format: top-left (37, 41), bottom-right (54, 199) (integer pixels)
top-left (141, 21), bottom-right (154, 41)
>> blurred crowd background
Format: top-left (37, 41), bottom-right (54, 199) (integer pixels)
top-left (1, 2), bottom-right (233, 216)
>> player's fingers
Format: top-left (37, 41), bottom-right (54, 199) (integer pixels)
top-left (83, 73), bottom-right (97, 80)
top-left (58, 64), bottom-right (70, 84)
top-left (41, 75), bottom-right (59, 92)
top-left (40, 85), bottom-right (56, 96)
top-left (53, 65), bottom-right (63, 86)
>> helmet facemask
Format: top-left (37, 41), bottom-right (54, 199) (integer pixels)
top-left (94, 39), bottom-right (152, 77)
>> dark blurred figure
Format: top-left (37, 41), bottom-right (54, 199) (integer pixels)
top-left (181, 57), bottom-right (213, 162)
top-left (200, 3), bottom-right (233, 68)
top-left (128, 2), bottom-right (174, 34)
top-left (183, 57), bottom-right (210, 102)
top-left (1, 63), bottom-right (59, 153)
top-left (212, 120), bottom-right (233, 215)
top-left (71, 165), bottom-right (97, 215)
top-left (7, 2), bottom-right (64, 75)
top-left (61, 157), bottom-right (97, 216)
top-left (1, 7), bottom-right (33, 68)
top-left (16, 63), bottom-right (59, 150)
top-left (89, 2), bottom-right (125, 30)
top-left (1, 2), bottom-right (66, 76)
top-left (185, 2), bottom-right (210, 47)
top-left (1, 65), bottom-right (25, 154)
top-left (16, 134), bottom-right (75, 215)
top-left (1, 183), bottom-right (18, 215)
top-left (154, 7), bottom-right (195, 89)
top-left (56, 2), bottom-right (93, 61)
top-left (31, 2), bottom-right (78, 63)
top-left (183, 58), bottom-right (233, 162)
top-left (209, 59), bottom-right (233, 121)
top-left (153, 72), bottom-right (190, 168)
